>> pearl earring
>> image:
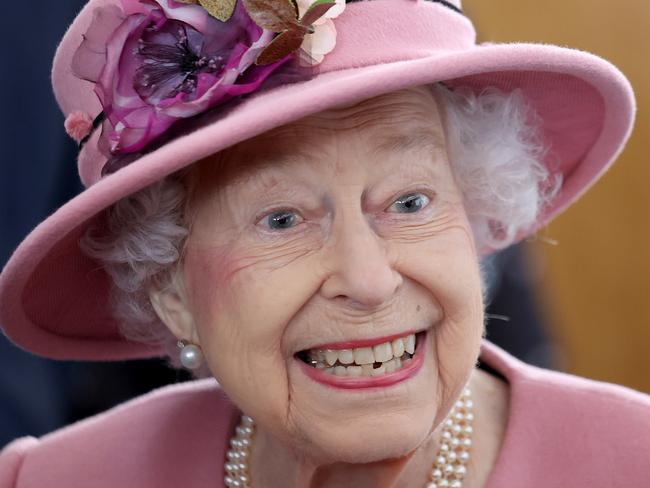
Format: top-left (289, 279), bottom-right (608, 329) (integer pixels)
top-left (177, 339), bottom-right (204, 370)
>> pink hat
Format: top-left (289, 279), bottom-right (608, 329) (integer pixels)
top-left (0, 0), bottom-right (635, 361)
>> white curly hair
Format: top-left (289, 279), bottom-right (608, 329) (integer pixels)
top-left (80, 83), bottom-right (560, 364)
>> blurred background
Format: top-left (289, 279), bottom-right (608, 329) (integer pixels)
top-left (1, 0), bottom-right (648, 447)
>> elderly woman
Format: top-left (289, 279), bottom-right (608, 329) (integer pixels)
top-left (1, 0), bottom-right (649, 486)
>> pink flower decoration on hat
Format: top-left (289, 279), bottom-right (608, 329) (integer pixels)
top-left (296, 0), bottom-right (344, 65)
top-left (72, 0), bottom-right (289, 157)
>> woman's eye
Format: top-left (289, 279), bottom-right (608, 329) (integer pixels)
top-left (260, 210), bottom-right (301, 230)
top-left (388, 192), bottom-right (431, 214)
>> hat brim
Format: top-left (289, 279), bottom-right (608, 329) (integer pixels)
top-left (0, 42), bottom-right (635, 360)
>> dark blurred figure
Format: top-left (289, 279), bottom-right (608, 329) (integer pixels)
top-left (0, 0), bottom-right (86, 447)
top-left (484, 245), bottom-right (559, 369)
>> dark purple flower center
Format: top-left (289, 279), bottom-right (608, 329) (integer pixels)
top-left (133, 20), bottom-right (227, 103)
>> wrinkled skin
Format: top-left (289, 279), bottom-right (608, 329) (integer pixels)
top-left (151, 86), bottom-right (508, 487)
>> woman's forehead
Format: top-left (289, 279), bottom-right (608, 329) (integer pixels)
top-left (190, 87), bottom-right (445, 188)
top-left (261, 86), bottom-right (443, 140)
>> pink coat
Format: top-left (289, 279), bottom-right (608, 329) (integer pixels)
top-left (2, 342), bottom-right (649, 487)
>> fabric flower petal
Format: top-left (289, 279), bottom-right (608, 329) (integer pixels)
top-left (71, 5), bottom-right (126, 83)
top-left (311, 0), bottom-right (345, 25)
top-left (300, 18), bottom-right (336, 64)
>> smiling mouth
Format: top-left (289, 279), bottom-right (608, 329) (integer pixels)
top-left (296, 331), bottom-right (423, 378)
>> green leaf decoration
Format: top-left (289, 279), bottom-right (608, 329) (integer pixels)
top-left (199, 0), bottom-right (238, 22)
top-left (255, 29), bottom-right (304, 65)
top-left (242, 0), bottom-right (300, 31)
top-left (300, 0), bottom-right (336, 27)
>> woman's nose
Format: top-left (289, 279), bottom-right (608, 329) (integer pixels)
top-left (320, 212), bottom-right (403, 310)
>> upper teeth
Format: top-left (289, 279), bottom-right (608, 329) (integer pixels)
top-left (310, 333), bottom-right (416, 367)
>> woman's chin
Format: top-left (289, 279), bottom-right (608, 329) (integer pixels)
top-left (297, 416), bottom-right (434, 465)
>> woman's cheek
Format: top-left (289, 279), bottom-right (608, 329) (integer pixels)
top-left (183, 245), bottom-right (293, 416)
top-left (184, 232), bottom-right (325, 358)
top-left (390, 217), bottom-right (483, 385)
top-left (183, 245), bottom-right (242, 323)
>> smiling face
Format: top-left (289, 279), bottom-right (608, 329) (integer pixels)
top-left (156, 86), bottom-right (485, 464)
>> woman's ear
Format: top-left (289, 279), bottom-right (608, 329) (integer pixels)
top-left (148, 273), bottom-right (200, 345)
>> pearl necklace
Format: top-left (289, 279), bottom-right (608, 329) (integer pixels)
top-left (224, 388), bottom-right (473, 488)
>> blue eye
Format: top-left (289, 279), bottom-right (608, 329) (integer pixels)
top-left (389, 192), bottom-right (430, 213)
top-left (262, 210), bottom-right (300, 230)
